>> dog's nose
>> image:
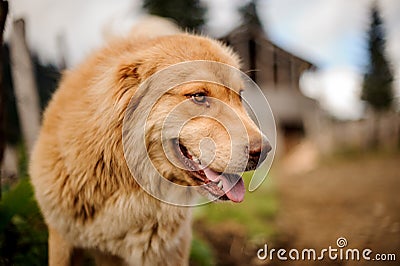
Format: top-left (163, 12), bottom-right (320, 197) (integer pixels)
top-left (246, 138), bottom-right (272, 171)
top-left (249, 140), bottom-right (271, 162)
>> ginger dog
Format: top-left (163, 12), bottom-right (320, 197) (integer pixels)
top-left (30, 30), bottom-right (271, 265)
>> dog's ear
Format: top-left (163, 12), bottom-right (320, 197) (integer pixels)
top-left (114, 63), bottom-right (143, 107)
top-left (118, 64), bottom-right (141, 85)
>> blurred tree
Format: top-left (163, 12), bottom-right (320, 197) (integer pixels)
top-left (361, 6), bottom-right (394, 148)
top-left (362, 6), bottom-right (393, 112)
top-left (142, 0), bottom-right (205, 31)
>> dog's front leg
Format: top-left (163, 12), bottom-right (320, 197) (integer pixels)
top-left (48, 226), bottom-right (73, 266)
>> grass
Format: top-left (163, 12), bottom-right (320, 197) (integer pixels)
top-left (193, 171), bottom-right (278, 239)
top-left (0, 178), bottom-right (48, 266)
top-left (190, 171), bottom-right (278, 265)
top-left (190, 235), bottom-right (216, 266)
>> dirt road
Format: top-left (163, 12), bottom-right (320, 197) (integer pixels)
top-left (194, 151), bottom-right (400, 266)
top-left (273, 152), bottom-right (400, 266)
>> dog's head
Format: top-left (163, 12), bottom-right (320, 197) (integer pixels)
top-left (121, 35), bottom-right (271, 203)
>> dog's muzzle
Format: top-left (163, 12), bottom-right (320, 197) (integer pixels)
top-left (245, 140), bottom-right (272, 171)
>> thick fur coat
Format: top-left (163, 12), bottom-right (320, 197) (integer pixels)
top-left (30, 28), bottom-right (268, 265)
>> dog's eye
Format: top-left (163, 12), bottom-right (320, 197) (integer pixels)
top-left (191, 93), bottom-right (207, 104)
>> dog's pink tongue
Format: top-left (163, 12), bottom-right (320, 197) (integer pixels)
top-left (203, 168), bottom-right (245, 203)
top-left (221, 173), bottom-right (245, 203)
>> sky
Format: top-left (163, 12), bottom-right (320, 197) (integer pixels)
top-left (258, 0), bottom-right (400, 119)
top-left (5, 0), bottom-right (400, 120)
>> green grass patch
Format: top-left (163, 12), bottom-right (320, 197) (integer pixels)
top-left (190, 234), bottom-right (216, 266)
top-left (193, 172), bottom-right (278, 239)
top-left (0, 178), bottom-right (48, 265)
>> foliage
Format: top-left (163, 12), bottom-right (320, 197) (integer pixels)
top-left (362, 6), bottom-right (394, 112)
top-left (142, 0), bottom-right (205, 31)
top-left (190, 235), bottom-right (216, 266)
top-left (0, 178), bottom-right (48, 265)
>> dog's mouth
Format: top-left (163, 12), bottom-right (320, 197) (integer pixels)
top-left (172, 139), bottom-right (245, 203)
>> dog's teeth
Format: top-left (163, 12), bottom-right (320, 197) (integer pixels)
top-left (192, 156), bottom-right (201, 164)
top-left (217, 180), bottom-right (223, 189)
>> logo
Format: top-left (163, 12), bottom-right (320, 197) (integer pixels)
top-left (257, 237), bottom-right (397, 262)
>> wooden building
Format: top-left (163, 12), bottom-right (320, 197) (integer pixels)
top-left (222, 20), bottom-right (320, 154)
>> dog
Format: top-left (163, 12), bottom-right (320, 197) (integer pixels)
top-left (30, 27), bottom-right (271, 265)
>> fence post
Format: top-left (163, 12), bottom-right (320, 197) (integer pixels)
top-left (9, 19), bottom-right (41, 156)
